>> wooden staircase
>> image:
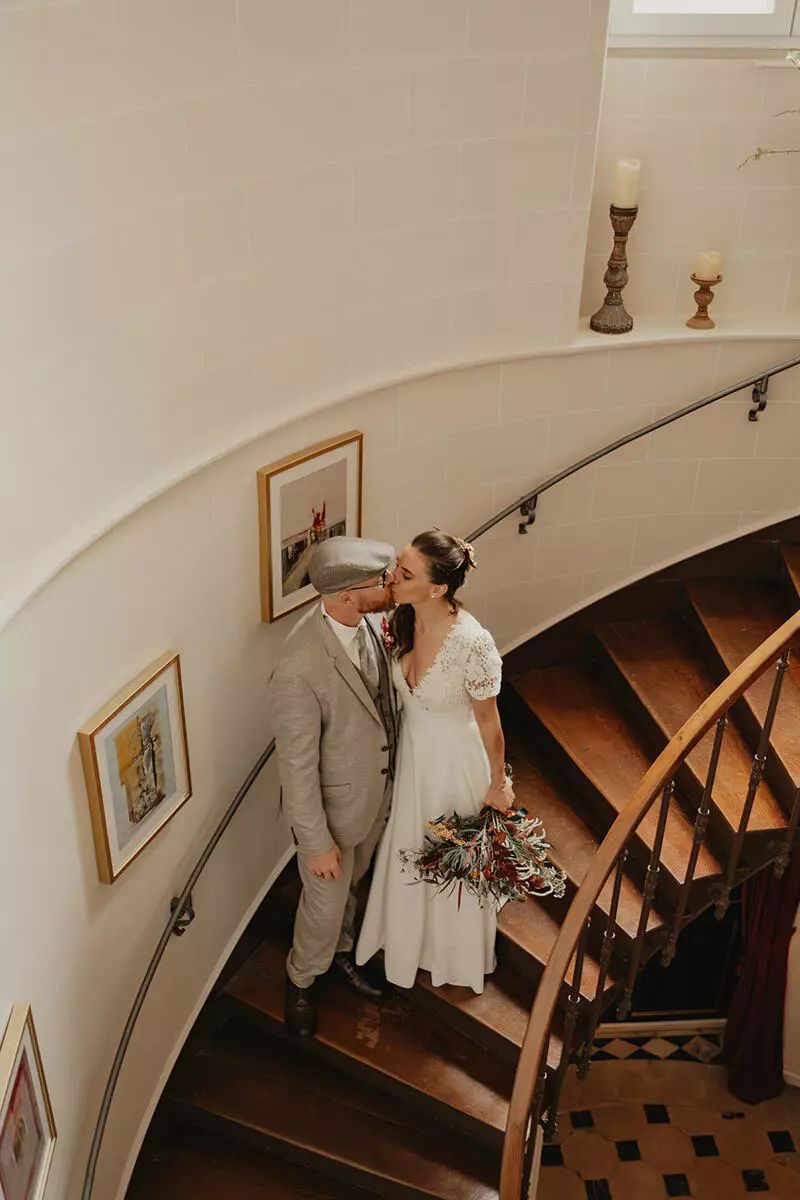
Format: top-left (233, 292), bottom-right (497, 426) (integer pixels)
top-left (127, 517), bottom-right (800, 1200)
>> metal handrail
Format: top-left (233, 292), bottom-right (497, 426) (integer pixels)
top-left (81, 740), bottom-right (275, 1200)
top-left (82, 350), bottom-right (800, 1197)
top-left (465, 354), bottom-right (800, 543)
top-left (499, 609), bottom-right (800, 1200)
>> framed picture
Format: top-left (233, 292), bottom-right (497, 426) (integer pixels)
top-left (0, 1006), bottom-right (55, 1200)
top-left (257, 431), bottom-right (363, 622)
top-left (78, 652), bottom-right (192, 883)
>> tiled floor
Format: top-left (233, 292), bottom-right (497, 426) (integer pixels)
top-left (538, 1059), bottom-right (800, 1199)
top-left (591, 1033), bottom-right (724, 1065)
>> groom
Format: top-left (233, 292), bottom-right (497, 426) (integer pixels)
top-left (268, 535), bottom-right (399, 1038)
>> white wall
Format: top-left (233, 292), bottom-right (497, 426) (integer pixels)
top-left (583, 56), bottom-right (800, 322)
top-left (0, 0), bottom-right (607, 634)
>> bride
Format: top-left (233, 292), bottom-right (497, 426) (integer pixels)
top-left (356, 529), bottom-right (514, 994)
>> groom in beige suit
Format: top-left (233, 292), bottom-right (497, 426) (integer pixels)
top-left (268, 536), bottom-right (399, 1037)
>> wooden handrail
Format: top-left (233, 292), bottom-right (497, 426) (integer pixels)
top-left (500, 607), bottom-right (800, 1199)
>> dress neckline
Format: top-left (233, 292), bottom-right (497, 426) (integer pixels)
top-left (401, 612), bottom-right (467, 695)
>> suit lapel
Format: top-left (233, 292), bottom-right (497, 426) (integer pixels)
top-left (318, 608), bottom-right (383, 727)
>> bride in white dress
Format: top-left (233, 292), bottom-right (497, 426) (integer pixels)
top-left (356, 530), bottom-right (514, 995)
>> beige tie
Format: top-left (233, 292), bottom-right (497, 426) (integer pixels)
top-left (356, 624), bottom-right (380, 695)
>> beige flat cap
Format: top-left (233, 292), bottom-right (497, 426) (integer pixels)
top-left (309, 536), bottom-right (394, 595)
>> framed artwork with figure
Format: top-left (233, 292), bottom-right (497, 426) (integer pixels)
top-left (257, 430), bottom-right (363, 622)
top-left (0, 1006), bottom-right (56, 1200)
top-left (78, 652), bottom-right (192, 883)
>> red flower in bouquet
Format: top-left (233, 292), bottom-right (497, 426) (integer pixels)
top-left (399, 803), bottom-right (567, 910)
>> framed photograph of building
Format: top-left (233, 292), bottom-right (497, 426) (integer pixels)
top-left (78, 652), bottom-right (192, 883)
top-left (257, 431), bottom-right (363, 622)
top-left (0, 1006), bottom-right (56, 1200)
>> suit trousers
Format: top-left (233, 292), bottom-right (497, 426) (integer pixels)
top-left (287, 787), bottom-right (391, 989)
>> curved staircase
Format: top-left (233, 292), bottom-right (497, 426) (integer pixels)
top-left (127, 516), bottom-right (800, 1200)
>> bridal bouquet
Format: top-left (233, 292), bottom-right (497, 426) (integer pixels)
top-left (399, 805), bottom-right (567, 910)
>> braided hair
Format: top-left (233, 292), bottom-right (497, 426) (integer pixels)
top-left (390, 529), bottom-right (477, 659)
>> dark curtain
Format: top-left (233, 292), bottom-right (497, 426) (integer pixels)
top-left (725, 850), bottom-right (800, 1104)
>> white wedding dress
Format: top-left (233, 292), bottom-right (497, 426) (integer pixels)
top-left (356, 610), bottom-right (503, 994)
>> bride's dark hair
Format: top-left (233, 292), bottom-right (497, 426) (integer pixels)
top-left (390, 529), bottom-right (476, 659)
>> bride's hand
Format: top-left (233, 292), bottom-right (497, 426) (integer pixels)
top-left (484, 777), bottom-right (515, 812)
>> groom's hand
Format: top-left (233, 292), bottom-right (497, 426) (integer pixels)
top-left (306, 844), bottom-right (343, 882)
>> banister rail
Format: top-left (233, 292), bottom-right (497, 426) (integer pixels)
top-left (499, 608), bottom-right (800, 1200)
top-left (83, 350), bottom-right (800, 1198)
top-left (465, 353), bottom-right (800, 543)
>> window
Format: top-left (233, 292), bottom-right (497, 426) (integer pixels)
top-left (610, 0), bottom-right (800, 41)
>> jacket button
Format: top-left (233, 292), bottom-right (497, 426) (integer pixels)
top-left (381, 768), bottom-right (388, 775)
top-left (381, 745), bottom-right (389, 752)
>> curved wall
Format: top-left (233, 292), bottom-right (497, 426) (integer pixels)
top-left (0, 0), bottom-right (607, 632)
top-left (2, 334), bottom-right (800, 1200)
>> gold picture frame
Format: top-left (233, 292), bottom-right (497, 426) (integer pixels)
top-left (257, 431), bottom-right (363, 622)
top-left (78, 652), bottom-right (192, 883)
top-left (0, 1006), bottom-right (56, 1200)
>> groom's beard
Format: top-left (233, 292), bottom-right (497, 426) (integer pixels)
top-left (356, 586), bottom-right (395, 615)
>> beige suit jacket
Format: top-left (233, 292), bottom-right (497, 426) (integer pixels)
top-left (267, 605), bottom-right (399, 857)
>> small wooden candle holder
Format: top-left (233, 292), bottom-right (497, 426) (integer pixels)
top-left (686, 274), bottom-right (723, 330)
top-left (590, 204), bottom-right (639, 335)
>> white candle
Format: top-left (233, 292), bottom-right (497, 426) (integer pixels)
top-left (611, 158), bottom-right (641, 208)
top-left (695, 250), bottom-right (722, 280)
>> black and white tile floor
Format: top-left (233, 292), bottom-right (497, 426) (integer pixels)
top-left (590, 1033), bottom-right (724, 1065)
top-left (538, 1057), bottom-right (800, 1199)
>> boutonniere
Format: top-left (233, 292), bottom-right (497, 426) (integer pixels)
top-left (381, 615), bottom-right (395, 651)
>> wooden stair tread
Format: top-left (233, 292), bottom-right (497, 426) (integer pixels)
top-left (507, 740), bottom-right (662, 939)
top-left (226, 935), bottom-right (512, 1139)
top-left (412, 961), bottom-right (563, 1069)
top-left (600, 618), bottom-right (786, 834)
top-left (511, 663), bottom-right (720, 883)
top-left (688, 577), bottom-right (800, 787)
top-left (169, 1027), bottom-right (499, 1200)
top-left (498, 894), bottom-right (610, 1002)
top-left (127, 1128), bottom-right (378, 1200)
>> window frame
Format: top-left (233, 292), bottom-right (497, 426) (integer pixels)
top-left (609, 0), bottom-right (800, 43)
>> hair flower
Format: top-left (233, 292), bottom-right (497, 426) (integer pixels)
top-left (455, 536), bottom-right (478, 571)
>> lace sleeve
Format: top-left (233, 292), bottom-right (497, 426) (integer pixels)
top-left (465, 626), bottom-right (503, 701)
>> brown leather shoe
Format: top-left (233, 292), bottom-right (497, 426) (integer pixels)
top-left (284, 978), bottom-right (317, 1038)
top-left (333, 953), bottom-right (387, 1000)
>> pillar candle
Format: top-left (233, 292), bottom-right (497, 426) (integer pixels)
top-left (611, 158), bottom-right (641, 208)
top-left (695, 251), bottom-right (722, 280)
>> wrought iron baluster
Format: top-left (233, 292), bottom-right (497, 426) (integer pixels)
top-left (617, 781), bottom-right (673, 1020)
top-left (775, 784), bottom-right (800, 878)
top-left (544, 921), bottom-right (589, 1141)
top-left (578, 852), bottom-right (628, 1077)
top-left (716, 652), bottom-right (789, 918)
top-left (662, 715), bottom-right (727, 966)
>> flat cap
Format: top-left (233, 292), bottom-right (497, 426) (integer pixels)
top-left (309, 536), bottom-right (394, 595)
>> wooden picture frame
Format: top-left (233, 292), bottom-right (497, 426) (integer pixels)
top-left (0, 1006), bottom-right (56, 1200)
top-left (78, 652), bottom-right (192, 883)
top-left (257, 431), bottom-right (363, 622)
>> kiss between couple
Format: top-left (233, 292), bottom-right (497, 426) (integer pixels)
top-left (268, 528), bottom-right (515, 1038)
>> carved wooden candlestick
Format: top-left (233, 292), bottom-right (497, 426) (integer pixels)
top-left (590, 204), bottom-right (639, 335)
top-left (686, 274), bottom-right (723, 330)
